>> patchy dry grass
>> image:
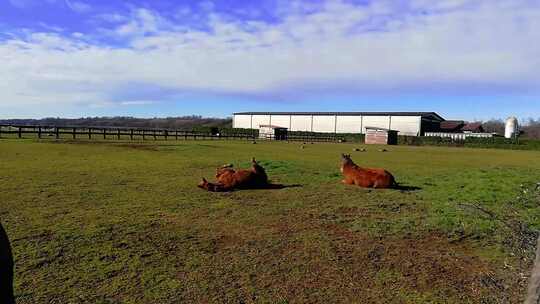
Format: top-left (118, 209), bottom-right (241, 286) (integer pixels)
top-left (1, 139), bottom-right (540, 303)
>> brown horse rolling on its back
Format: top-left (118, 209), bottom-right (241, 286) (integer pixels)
top-left (340, 153), bottom-right (397, 189)
top-left (198, 158), bottom-right (282, 192)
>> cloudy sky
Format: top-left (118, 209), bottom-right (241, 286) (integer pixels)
top-left (1, 0), bottom-right (539, 120)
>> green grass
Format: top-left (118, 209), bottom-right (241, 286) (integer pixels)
top-left (1, 139), bottom-right (539, 303)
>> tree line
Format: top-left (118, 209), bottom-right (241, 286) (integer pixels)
top-left (0, 116), bottom-right (233, 130)
top-left (483, 118), bottom-right (540, 140)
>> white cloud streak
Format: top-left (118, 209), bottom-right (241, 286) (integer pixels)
top-left (1, 0), bottom-right (539, 116)
top-left (64, 0), bottom-right (91, 13)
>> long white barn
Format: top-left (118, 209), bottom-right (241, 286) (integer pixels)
top-left (233, 112), bottom-right (445, 136)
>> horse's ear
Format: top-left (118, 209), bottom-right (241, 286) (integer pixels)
top-left (252, 157), bottom-right (257, 163)
top-left (201, 177), bottom-right (207, 183)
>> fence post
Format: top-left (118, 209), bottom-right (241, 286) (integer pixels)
top-left (37, 127), bottom-right (41, 139)
top-left (88, 128), bottom-right (92, 139)
top-left (117, 129), bottom-right (121, 140)
top-left (55, 127), bottom-right (59, 139)
top-left (153, 130), bottom-right (156, 140)
top-left (0, 126), bottom-right (2, 138)
top-left (73, 127), bottom-right (76, 139)
top-left (175, 130), bottom-right (178, 140)
top-left (130, 129), bottom-right (134, 141)
top-left (142, 130), bottom-right (145, 141)
top-left (164, 130), bottom-right (168, 141)
top-left (18, 127), bottom-right (22, 139)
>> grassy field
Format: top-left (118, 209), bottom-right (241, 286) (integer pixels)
top-left (1, 139), bottom-right (540, 303)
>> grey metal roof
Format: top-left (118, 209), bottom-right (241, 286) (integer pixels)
top-left (364, 126), bottom-right (398, 132)
top-left (259, 124), bottom-right (288, 129)
top-left (233, 111), bottom-right (445, 121)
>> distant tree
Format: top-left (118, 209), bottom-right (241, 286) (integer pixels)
top-left (482, 119), bottom-right (505, 134)
top-left (0, 116), bottom-right (232, 130)
top-left (522, 118), bottom-right (540, 140)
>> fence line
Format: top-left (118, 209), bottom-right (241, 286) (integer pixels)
top-left (0, 124), bottom-right (343, 142)
top-left (0, 125), bottom-right (257, 141)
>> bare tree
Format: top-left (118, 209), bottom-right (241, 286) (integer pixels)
top-left (522, 118), bottom-right (540, 140)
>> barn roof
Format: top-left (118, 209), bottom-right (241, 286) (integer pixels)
top-left (233, 111), bottom-right (445, 121)
top-left (259, 124), bottom-right (288, 129)
top-left (462, 122), bottom-right (484, 132)
top-left (440, 120), bottom-right (465, 131)
top-left (364, 126), bottom-right (399, 132)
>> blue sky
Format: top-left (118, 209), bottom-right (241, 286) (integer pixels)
top-left (1, 0), bottom-right (539, 120)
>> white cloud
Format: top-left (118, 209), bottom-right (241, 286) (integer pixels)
top-left (119, 100), bottom-right (156, 106)
top-left (64, 0), bottom-right (91, 13)
top-left (95, 13), bottom-right (128, 23)
top-left (9, 0), bottom-right (32, 8)
top-left (1, 0), bottom-right (539, 116)
top-left (199, 1), bottom-right (215, 12)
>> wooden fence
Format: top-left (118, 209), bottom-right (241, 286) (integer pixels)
top-left (0, 125), bottom-right (256, 141)
top-left (0, 125), bottom-right (343, 142)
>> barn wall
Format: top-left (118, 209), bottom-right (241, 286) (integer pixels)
top-left (233, 115), bottom-right (252, 129)
top-left (234, 114), bottom-right (425, 136)
top-left (336, 116), bottom-right (363, 133)
top-left (270, 115), bottom-right (291, 129)
top-left (365, 130), bottom-right (389, 145)
top-left (312, 115), bottom-right (336, 133)
top-left (362, 116), bottom-right (390, 133)
top-left (290, 115), bottom-right (313, 131)
top-left (251, 115), bottom-right (271, 129)
top-left (389, 116), bottom-right (421, 136)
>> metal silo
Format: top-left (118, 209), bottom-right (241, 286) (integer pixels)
top-left (505, 117), bottom-right (519, 139)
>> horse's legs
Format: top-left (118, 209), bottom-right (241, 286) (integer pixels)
top-left (342, 179), bottom-right (354, 185)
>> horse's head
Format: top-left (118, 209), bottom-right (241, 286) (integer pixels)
top-left (251, 157), bottom-right (268, 179)
top-left (341, 153), bottom-right (353, 166)
top-left (251, 157), bottom-right (262, 169)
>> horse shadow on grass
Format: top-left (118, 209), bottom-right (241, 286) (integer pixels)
top-left (393, 184), bottom-right (422, 192)
top-left (236, 183), bottom-right (303, 191)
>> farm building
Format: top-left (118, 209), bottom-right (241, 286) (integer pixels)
top-left (258, 125), bottom-right (288, 140)
top-left (425, 120), bottom-right (495, 140)
top-left (364, 127), bottom-right (399, 145)
top-left (233, 112), bottom-right (445, 136)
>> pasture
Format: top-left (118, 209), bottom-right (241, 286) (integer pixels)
top-left (1, 139), bottom-right (539, 303)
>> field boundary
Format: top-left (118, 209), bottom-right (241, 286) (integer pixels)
top-left (0, 124), bottom-right (342, 142)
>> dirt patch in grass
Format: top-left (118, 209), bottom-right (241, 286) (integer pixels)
top-left (116, 143), bottom-right (160, 151)
top-left (175, 212), bottom-right (524, 303)
top-left (323, 224), bottom-right (505, 302)
top-left (44, 140), bottom-right (162, 151)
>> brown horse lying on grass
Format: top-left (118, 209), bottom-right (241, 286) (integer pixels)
top-left (340, 153), bottom-right (397, 189)
top-left (198, 158), bottom-right (286, 192)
